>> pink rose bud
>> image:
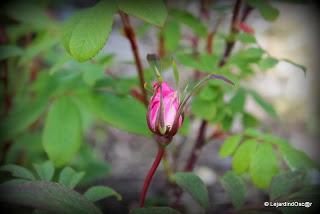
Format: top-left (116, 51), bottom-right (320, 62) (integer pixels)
top-left (147, 82), bottom-right (183, 139)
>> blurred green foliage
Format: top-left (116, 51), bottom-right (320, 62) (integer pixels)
top-left (0, 0), bottom-right (317, 213)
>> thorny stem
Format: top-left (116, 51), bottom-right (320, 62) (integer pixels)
top-left (139, 147), bottom-right (165, 207)
top-left (119, 11), bottom-right (148, 107)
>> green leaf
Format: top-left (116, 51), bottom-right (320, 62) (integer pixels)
top-left (170, 172), bottom-right (209, 209)
top-left (172, 60), bottom-right (179, 87)
top-left (242, 112), bottom-right (259, 128)
top-left (243, 128), bottom-right (262, 138)
top-left (250, 143), bottom-right (279, 189)
top-left (33, 161), bottom-right (55, 181)
top-left (191, 97), bottom-right (217, 120)
top-left (62, 1), bottom-right (116, 62)
top-left (170, 9), bottom-right (207, 37)
top-left (246, 0), bottom-right (279, 21)
top-left (84, 186), bottom-right (121, 202)
top-left (220, 171), bottom-right (246, 209)
top-left (249, 90), bottom-right (276, 117)
top-left (232, 139), bottom-right (257, 174)
top-left (259, 57), bottom-right (278, 70)
top-left (0, 164), bottom-right (35, 180)
top-left (229, 88), bottom-right (246, 113)
top-left (78, 91), bottom-right (150, 136)
top-left (59, 167), bottom-right (85, 189)
top-left (269, 170), bottom-right (306, 200)
top-left (0, 97), bottom-right (47, 141)
top-left (0, 45), bottom-right (23, 60)
top-left (118, 0), bottom-right (167, 27)
top-left (42, 96), bottom-right (82, 167)
top-left (278, 144), bottom-right (317, 170)
top-left (229, 48), bottom-right (264, 66)
top-left (219, 134), bottom-right (242, 158)
top-left (164, 19), bottom-right (180, 51)
top-left (19, 30), bottom-right (59, 65)
top-left (178, 115), bottom-right (189, 136)
top-left (236, 33), bottom-right (256, 44)
top-left (199, 85), bottom-right (217, 101)
top-left (82, 64), bottom-right (106, 86)
top-left (3, 2), bottom-right (53, 29)
top-left (131, 207), bottom-right (181, 214)
top-left (0, 181), bottom-right (102, 214)
top-left (71, 147), bottom-right (111, 185)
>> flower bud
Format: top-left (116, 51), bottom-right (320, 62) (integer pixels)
top-left (146, 82), bottom-right (183, 139)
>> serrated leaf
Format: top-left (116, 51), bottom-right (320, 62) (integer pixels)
top-left (246, 0), bottom-right (279, 21)
top-left (0, 164), bottom-right (35, 180)
top-left (220, 171), bottom-right (246, 209)
top-left (249, 90), bottom-right (276, 117)
top-left (170, 172), bottom-right (209, 209)
top-left (229, 88), bottom-right (246, 113)
top-left (42, 96), bottom-right (82, 167)
top-left (33, 161), bottom-right (55, 181)
top-left (0, 181), bottom-right (101, 214)
top-left (131, 207), bottom-right (181, 214)
top-left (118, 0), bottom-right (167, 27)
top-left (59, 167), bottom-right (85, 189)
top-left (63, 1), bottom-right (116, 62)
top-left (84, 186), bottom-right (121, 202)
top-left (219, 134), bottom-right (242, 158)
top-left (269, 170), bottom-right (306, 200)
top-left (232, 139), bottom-right (257, 174)
top-left (250, 143), bottom-right (279, 189)
top-left (170, 9), bottom-right (207, 37)
top-left (0, 45), bottom-right (23, 60)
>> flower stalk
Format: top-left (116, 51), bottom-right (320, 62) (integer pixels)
top-left (139, 146), bottom-right (165, 207)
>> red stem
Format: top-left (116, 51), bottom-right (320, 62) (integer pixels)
top-left (139, 147), bottom-right (165, 207)
top-left (184, 121), bottom-right (208, 171)
top-left (119, 11), bottom-right (148, 107)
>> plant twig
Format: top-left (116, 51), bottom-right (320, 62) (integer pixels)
top-left (184, 121), bottom-right (208, 171)
top-left (219, 0), bottom-right (242, 67)
top-left (119, 11), bottom-right (148, 107)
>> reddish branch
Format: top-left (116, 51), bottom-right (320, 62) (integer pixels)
top-left (184, 121), bottom-right (208, 171)
top-left (219, 0), bottom-right (242, 67)
top-left (139, 147), bottom-right (165, 207)
top-left (119, 11), bottom-right (148, 107)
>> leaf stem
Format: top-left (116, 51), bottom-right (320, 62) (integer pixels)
top-left (139, 147), bottom-right (165, 207)
top-left (119, 11), bottom-right (148, 107)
